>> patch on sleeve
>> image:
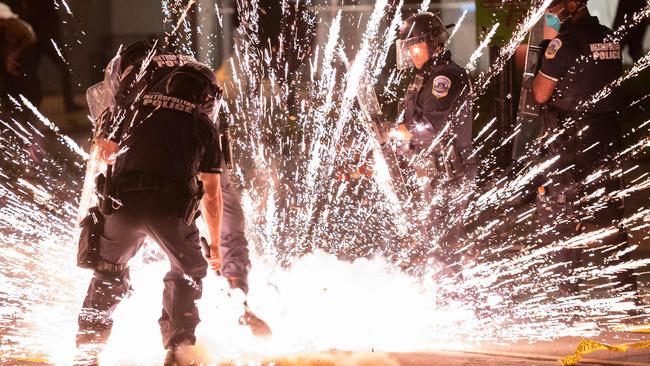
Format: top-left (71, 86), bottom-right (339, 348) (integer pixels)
top-left (545, 38), bottom-right (563, 60)
top-left (432, 75), bottom-right (452, 99)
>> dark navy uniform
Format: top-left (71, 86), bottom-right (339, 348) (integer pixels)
top-left (104, 48), bottom-right (253, 293)
top-left (537, 15), bottom-right (623, 222)
top-left (536, 15), bottom-right (638, 296)
top-left (403, 50), bottom-right (474, 172)
top-left (77, 92), bottom-right (222, 351)
top-left (401, 50), bottom-right (475, 267)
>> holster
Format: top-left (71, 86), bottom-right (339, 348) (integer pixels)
top-left (96, 165), bottom-right (115, 216)
top-left (77, 206), bottom-right (104, 269)
top-left (182, 177), bottom-right (205, 225)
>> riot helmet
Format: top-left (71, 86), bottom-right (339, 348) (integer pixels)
top-left (165, 61), bottom-right (223, 120)
top-left (396, 12), bottom-right (452, 70)
top-left (85, 39), bottom-right (164, 120)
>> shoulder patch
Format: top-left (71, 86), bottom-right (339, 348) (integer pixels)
top-left (545, 38), bottom-right (563, 60)
top-left (432, 75), bottom-right (452, 99)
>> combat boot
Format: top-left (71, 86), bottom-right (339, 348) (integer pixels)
top-left (228, 278), bottom-right (272, 337)
top-left (164, 341), bottom-right (201, 366)
top-left (240, 303), bottom-right (272, 338)
top-left (163, 349), bottom-right (176, 366)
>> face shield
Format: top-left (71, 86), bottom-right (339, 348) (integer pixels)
top-left (85, 55), bottom-right (122, 121)
top-left (85, 82), bottom-right (113, 121)
top-left (396, 33), bottom-right (431, 70)
top-left (104, 54), bottom-right (122, 94)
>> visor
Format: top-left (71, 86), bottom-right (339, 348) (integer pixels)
top-left (85, 81), bottom-right (114, 121)
top-left (396, 34), bottom-right (434, 70)
top-left (396, 24), bottom-right (453, 70)
top-left (104, 55), bottom-right (122, 95)
top-left (396, 39), bottom-right (415, 70)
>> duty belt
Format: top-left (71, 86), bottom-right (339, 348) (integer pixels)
top-left (113, 174), bottom-right (187, 195)
top-left (96, 258), bottom-right (128, 276)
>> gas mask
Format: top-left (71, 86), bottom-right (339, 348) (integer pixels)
top-left (545, 1), bottom-right (588, 33)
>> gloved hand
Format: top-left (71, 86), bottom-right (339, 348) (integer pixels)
top-left (200, 237), bottom-right (222, 273)
top-left (97, 138), bottom-right (119, 164)
top-left (387, 123), bottom-right (413, 142)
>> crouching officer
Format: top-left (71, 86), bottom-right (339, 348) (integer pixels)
top-left (87, 38), bottom-right (270, 344)
top-left (532, 0), bottom-right (639, 300)
top-left (391, 12), bottom-right (475, 272)
top-left (76, 61), bottom-right (224, 365)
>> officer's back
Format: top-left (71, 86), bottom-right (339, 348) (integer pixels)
top-left (112, 72), bottom-right (220, 214)
top-left (538, 12), bottom-right (622, 114)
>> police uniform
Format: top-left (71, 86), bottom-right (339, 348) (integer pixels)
top-left (402, 50), bottom-right (474, 169)
top-left (77, 90), bottom-right (221, 351)
top-left (401, 50), bottom-right (475, 265)
top-left (105, 47), bottom-right (253, 294)
top-left (537, 15), bottom-right (638, 295)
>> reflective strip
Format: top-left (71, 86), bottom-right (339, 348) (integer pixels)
top-left (538, 71), bottom-right (559, 83)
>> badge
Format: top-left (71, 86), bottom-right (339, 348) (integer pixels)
top-left (432, 75), bottom-right (451, 99)
top-left (545, 38), bottom-right (563, 60)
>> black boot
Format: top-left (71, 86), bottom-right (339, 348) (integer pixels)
top-left (240, 303), bottom-right (272, 338)
top-left (227, 278), bottom-right (272, 337)
top-left (163, 349), bottom-right (176, 366)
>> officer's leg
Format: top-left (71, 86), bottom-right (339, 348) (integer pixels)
top-left (77, 211), bottom-right (145, 353)
top-left (220, 166), bottom-right (251, 293)
top-left (141, 214), bottom-right (207, 349)
top-left (440, 179), bottom-right (473, 275)
top-left (219, 166), bottom-right (272, 336)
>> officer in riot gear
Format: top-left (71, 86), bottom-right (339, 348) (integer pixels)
top-left (532, 0), bottom-right (639, 300)
top-left (392, 12), bottom-right (475, 272)
top-left (107, 44), bottom-right (266, 330)
top-left (76, 54), bottom-right (224, 365)
top-left (79, 41), bottom-right (269, 364)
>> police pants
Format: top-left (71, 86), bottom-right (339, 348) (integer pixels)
top-left (540, 112), bottom-right (638, 294)
top-left (77, 209), bottom-right (208, 349)
top-left (409, 149), bottom-right (473, 268)
top-left (219, 162), bottom-right (251, 293)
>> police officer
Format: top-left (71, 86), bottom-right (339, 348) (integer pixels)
top-left (91, 40), bottom-right (269, 339)
top-left (391, 12), bottom-right (475, 272)
top-left (532, 0), bottom-right (639, 299)
top-left (75, 59), bottom-right (223, 366)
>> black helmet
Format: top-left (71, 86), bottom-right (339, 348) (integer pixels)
top-left (118, 39), bottom-right (164, 74)
top-left (396, 13), bottom-right (452, 69)
top-left (165, 61), bottom-right (223, 118)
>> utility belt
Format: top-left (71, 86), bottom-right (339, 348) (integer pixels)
top-left (97, 172), bottom-right (204, 225)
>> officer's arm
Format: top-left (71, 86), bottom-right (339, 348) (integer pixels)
top-left (532, 37), bottom-right (569, 104)
top-left (532, 74), bottom-right (557, 104)
top-left (97, 139), bottom-right (119, 164)
top-left (199, 173), bottom-right (222, 263)
top-left (96, 115), bottom-right (120, 164)
top-left (421, 73), bottom-right (468, 133)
